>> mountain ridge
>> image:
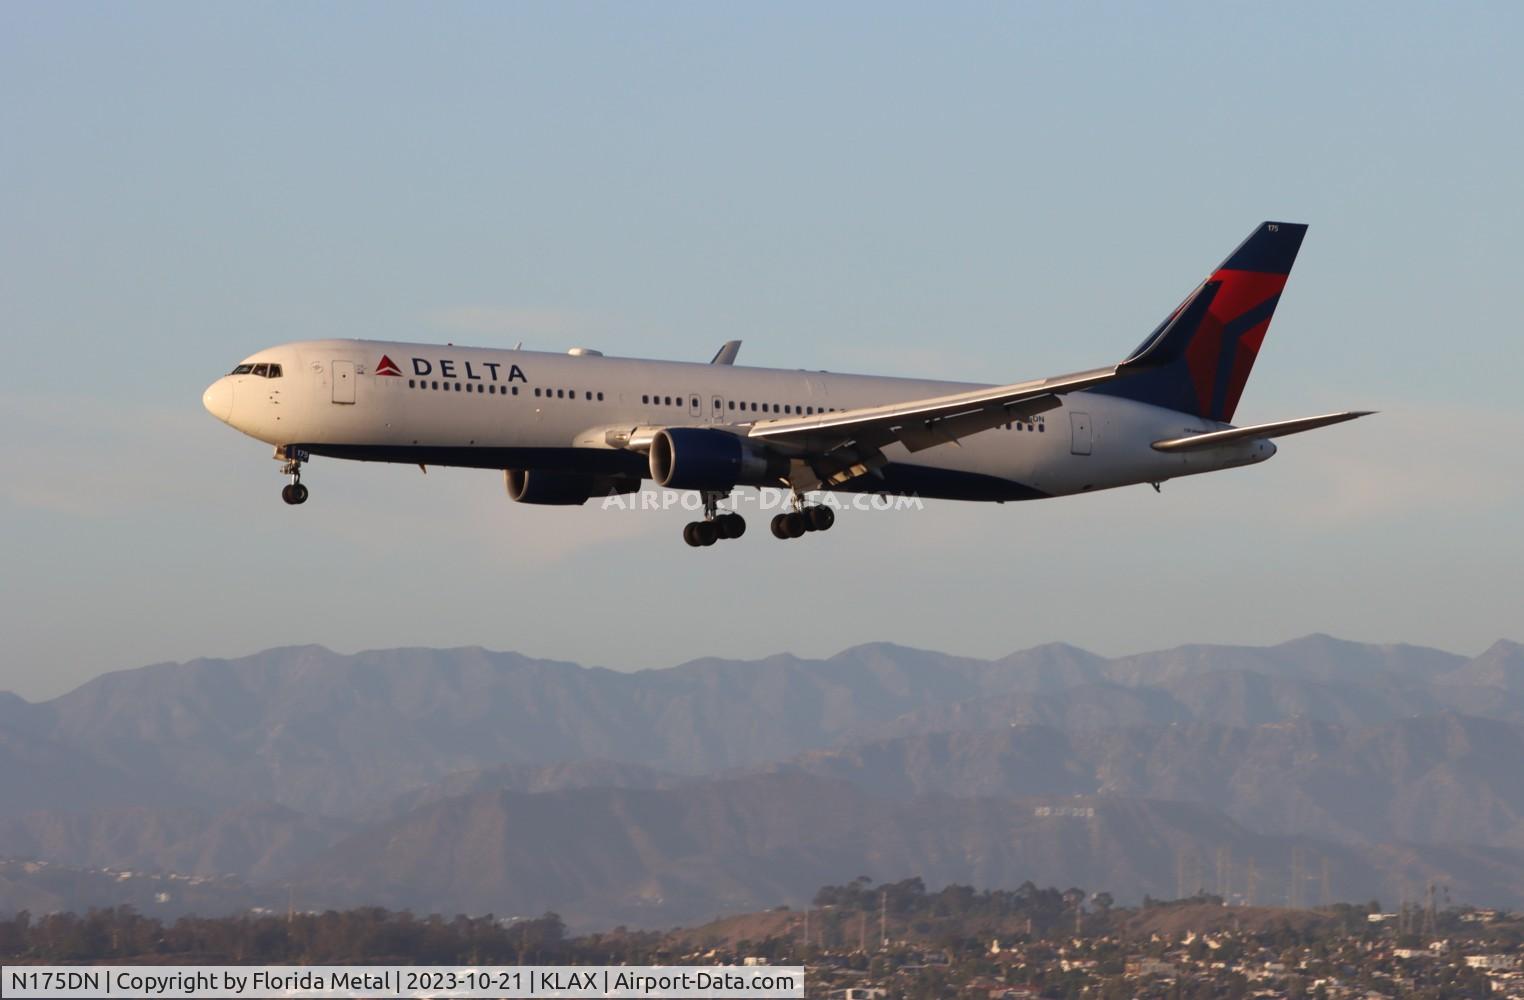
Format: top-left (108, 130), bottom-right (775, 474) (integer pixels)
top-left (4, 635), bottom-right (1521, 926)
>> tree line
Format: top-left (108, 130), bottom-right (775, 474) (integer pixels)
top-left (5, 880), bottom-right (1517, 963)
top-left (813, 876), bottom-right (1102, 930)
top-left (0, 907), bottom-right (602, 963)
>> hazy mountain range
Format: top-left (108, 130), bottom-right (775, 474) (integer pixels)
top-left (1, 635), bottom-right (1521, 927)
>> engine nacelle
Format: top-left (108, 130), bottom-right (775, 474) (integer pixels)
top-left (505, 469), bottom-right (639, 506)
top-left (649, 427), bottom-right (787, 491)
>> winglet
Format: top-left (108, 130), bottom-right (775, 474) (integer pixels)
top-left (710, 340), bottom-right (742, 365)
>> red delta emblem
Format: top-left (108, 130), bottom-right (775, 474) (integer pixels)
top-left (375, 355), bottom-right (403, 376)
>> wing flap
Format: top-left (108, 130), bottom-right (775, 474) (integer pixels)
top-left (747, 366), bottom-right (1115, 451)
top-left (1151, 411), bottom-right (1374, 452)
top-left (896, 395), bottom-right (1065, 452)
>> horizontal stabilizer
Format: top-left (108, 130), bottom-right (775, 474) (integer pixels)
top-left (1151, 411), bottom-right (1374, 452)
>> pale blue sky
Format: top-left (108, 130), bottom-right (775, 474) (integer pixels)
top-left (3, 3), bottom-right (1520, 699)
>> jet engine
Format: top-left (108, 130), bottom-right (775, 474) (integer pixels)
top-left (648, 427), bottom-right (787, 491)
top-left (505, 469), bottom-right (640, 506)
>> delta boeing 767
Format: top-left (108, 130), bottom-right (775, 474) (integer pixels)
top-left (203, 222), bottom-right (1368, 546)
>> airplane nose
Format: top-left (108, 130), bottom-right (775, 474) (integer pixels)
top-left (202, 378), bottom-right (234, 422)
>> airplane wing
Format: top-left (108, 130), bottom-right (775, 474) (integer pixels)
top-left (742, 368), bottom-right (1111, 489)
top-left (742, 303), bottom-right (1210, 488)
top-left (747, 366), bottom-right (1114, 454)
top-left (1151, 411), bottom-right (1374, 452)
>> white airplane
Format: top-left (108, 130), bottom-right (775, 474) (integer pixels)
top-left (203, 222), bottom-right (1369, 546)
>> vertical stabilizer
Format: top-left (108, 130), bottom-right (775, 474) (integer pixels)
top-left (1100, 221), bottom-right (1307, 422)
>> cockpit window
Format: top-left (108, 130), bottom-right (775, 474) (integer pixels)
top-left (229, 363), bottom-right (283, 378)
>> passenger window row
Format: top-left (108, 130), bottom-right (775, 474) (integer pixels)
top-left (637, 394), bottom-right (840, 417)
top-left (729, 400), bottom-right (837, 416)
top-left (405, 380), bottom-right (612, 403)
top-left (408, 379), bottom-right (520, 395)
top-left (393, 377), bottom-right (1020, 428)
top-left (389, 381), bottom-right (848, 417)
top-left (535, 388), bottom-right (605, 401)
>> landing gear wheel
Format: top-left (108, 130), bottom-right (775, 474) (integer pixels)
top-left (783, 512), bottom-right (807, 538)
top-left (770, 513), bottom-right (792, 539)
top-left (682, 491), bottom-right (742, 547)
top-left (806, 506), bottom-right (834, 532)
top-left (277, 448), bottom-right (309, 506)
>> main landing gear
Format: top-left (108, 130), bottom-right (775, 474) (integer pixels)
top-left (683, 492), bottom-right (745, 547)
top-left (770, 504), bottom-right (834, 539)
top-left (277, 448), bottom-right (309, 505)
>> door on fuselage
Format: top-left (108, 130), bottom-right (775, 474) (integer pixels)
top-left (689, 394), bottom-right (702, 419)
top-left (1069, 411), bottom-right (1092, 455)
top-left (332, 361), bottom-right (356, 404)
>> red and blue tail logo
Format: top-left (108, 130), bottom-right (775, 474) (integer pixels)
top-left (1097, 222), bottom-right (1307, 423)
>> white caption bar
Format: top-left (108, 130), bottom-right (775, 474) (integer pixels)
top-left (0, 965), bottom-right (806, 999)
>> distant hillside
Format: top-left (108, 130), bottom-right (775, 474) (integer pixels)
top-left (4, 637), bottom-right (1519, 819)
top-left (358, 759), bottom-right (685, 825)
top-left (297, 773), bottom-right (1524, 927)
top-left (771, 712), bottom-right (1524, 849)
top-left (2, 636), bottom-right (1522, 926)
top-left (0, 804), bottom-right (350, 882)
top-left (0, 859), bottom-right (271, 918)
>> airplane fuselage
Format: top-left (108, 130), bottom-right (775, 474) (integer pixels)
top-left (203, 337), bottom-right (1272, 503)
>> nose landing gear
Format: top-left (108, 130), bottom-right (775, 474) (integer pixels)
top-left (276, 447), bottom-right (310, 505)
top-left (683, 492), bottom-right (745, 547)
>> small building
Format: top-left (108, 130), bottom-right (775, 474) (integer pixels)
top-left (1124, 958), bottom-right (1176, 978)
top-left (1464, 954), bottom-right (1518, 971)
